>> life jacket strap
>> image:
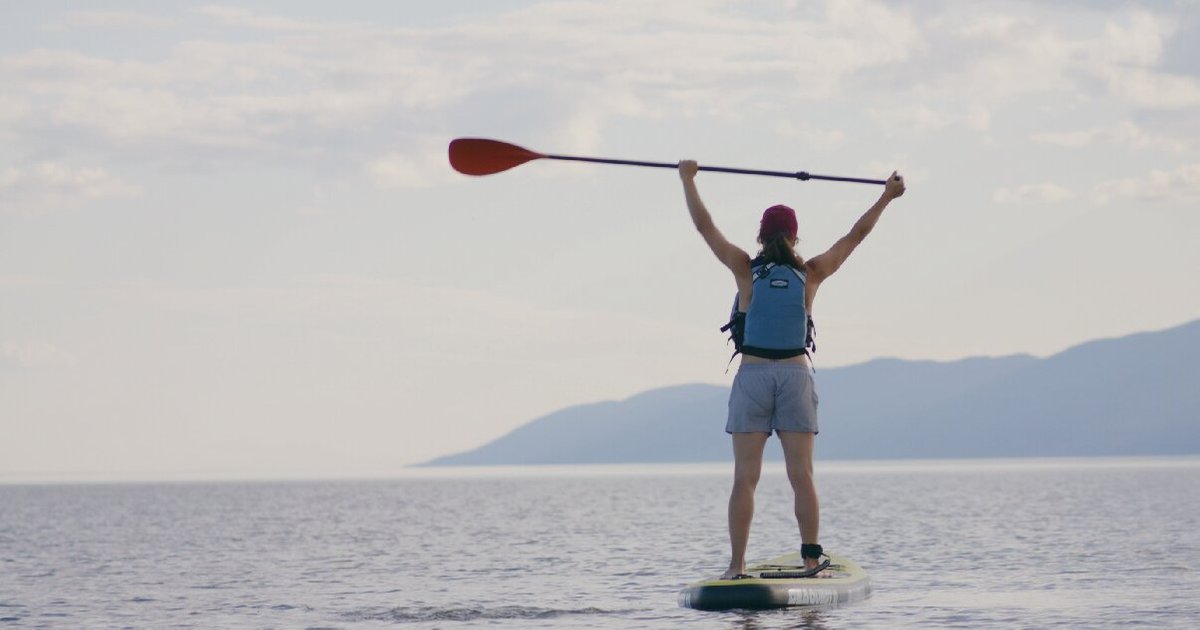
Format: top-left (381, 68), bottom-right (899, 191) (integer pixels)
top-left (740, 346), bottom-right (808, 360)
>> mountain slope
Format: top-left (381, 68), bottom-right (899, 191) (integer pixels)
top-left (422, 320), bottom-right (1200, 465)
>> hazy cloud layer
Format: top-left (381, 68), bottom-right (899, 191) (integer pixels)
top-left (0, 162), bottom-right (140, 213)
top-left (2, 1), bottom-right (1199, 478)
top-left (1033, 122), bottom-right (1191, 153)
top-left (1, 339), bottom-right (79, 370)
top-left (993, 183), bottom-right (1077, 205)
top-left (1095, 162), bottom-right (1200, 203)
top-left (3, 1), bottom-right (1196, 191)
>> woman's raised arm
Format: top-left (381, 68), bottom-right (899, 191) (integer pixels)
top-left (807, 172), bottom-right (906, 283)
top-left (679, 160), bottom-right (750, 275)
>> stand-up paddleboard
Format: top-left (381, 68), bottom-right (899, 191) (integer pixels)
top-left (679, 551), bottom-right (871, 610)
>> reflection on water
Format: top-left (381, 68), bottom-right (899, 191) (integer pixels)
top-left (727, 607), bottom-right (832, 630)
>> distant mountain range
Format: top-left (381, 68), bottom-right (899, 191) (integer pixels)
top-left (421, 319), bottom-right (1200, 465)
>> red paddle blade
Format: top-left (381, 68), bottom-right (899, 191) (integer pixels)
top-left (448, 138), bottom-right (547, 176)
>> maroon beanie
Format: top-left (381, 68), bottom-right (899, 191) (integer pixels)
top-left (759, 204), bottom-right (797, 241)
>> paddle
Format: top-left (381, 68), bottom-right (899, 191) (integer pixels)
top-left (448, 138), bottom-right (887, 185)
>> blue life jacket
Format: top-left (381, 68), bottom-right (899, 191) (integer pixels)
top-left (720, 257), bottom-right (816, 361)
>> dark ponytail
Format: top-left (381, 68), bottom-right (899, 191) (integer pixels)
top-left (758, 234), bottom-right (804, 269)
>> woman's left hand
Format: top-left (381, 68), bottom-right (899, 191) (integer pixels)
top-left (678, 160), bottom-right (699, 181)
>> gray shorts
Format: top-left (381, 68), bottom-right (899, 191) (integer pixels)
top-left (726, 363), bottom-right (819, 435)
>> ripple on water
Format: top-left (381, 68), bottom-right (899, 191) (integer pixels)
top-left (342, 605), bottom-right (622, 623)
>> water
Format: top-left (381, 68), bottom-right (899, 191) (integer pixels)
top-left (2, 457), bottom-right (1198, 628)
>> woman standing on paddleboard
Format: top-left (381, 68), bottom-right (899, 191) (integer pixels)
top-left (678, 160), bottom-right (905, 579)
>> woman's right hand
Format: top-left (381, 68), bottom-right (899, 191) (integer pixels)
top-left (678, 160), bottom-right (698, 181)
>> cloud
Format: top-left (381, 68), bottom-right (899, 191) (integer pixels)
top-left (1, 1), bottom-right (925, 170)
top-left (92, 275), bottom-right (710, 367)
top-left (869, 104), bottom-right (992, 133)
top-left (50, 10), bottom-right (175, 30)
top-left (772, 121), bottom-right (847, 148)
top-left (912, 7), bottom-right (1197, 111)
top-left (992, 183), bottom-right (1078, 204)
top-left (2, 0), bottom-right (1197, 190)
top-left (0, 93), bottom-right (32, 140)
top-left (1, 340), bottom-right (79, 370)
top-left (366, 138), bottom-right (457, 189)
top-left (1098, 66), bottom-right (1200, 109)
top-left (0, 275), bottom-right (48, 288)
top-left (1087, 11), bottom-right (1200, 109)
top-left (1032, 121), bottom-right (1189, 153)
top-left (1093, 163), bottom-right (1200, 203)
top-left (0, 162), bottom-right (141, 213)
top-left (192, 5), bottom-right (333, 33)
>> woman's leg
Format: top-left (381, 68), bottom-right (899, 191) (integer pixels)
top-left (778, 430), bottom-right (821, 569)
top-left (723, 431), bottom-right (770, 579)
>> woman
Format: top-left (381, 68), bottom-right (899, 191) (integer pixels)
top-left (678, 159), bottom-right (905, 578)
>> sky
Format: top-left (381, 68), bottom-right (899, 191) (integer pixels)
top-left (2, 0), bottom-right (1199, 482)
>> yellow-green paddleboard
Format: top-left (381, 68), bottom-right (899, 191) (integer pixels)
top-left (678, 551), bottom-right (871, 610)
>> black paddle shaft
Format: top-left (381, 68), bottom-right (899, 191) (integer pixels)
top-left (544, 153), bottom-right (886, 185)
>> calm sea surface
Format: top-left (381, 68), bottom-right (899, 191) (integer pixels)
top-left (2, 457), bottom-right (1198, 628)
